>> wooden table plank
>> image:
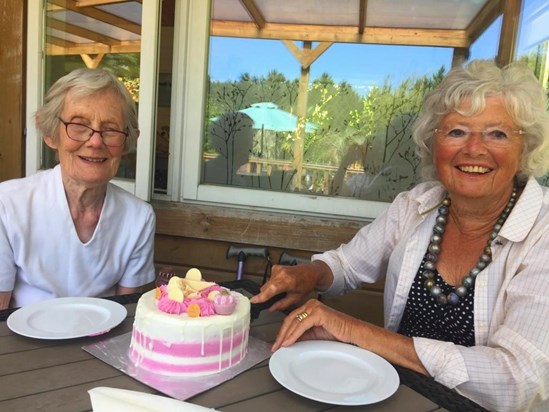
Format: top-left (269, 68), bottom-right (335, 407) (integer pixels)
top-left (220, 388), bottom-right (324, 412)
top-left (1, 343), bottom-right (94, 375)
top-left (0, 375), bottom-right (157, 412)
top-left (327, 386), bottom-right (438, 411)
top-left (0, 321), bottom-right (13, 337)
top-left (0, 359), bottom-right (122, 401)
top-left (189, 364), bottom-right (283, 408)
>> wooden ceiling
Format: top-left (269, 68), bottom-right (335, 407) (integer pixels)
top-left (45, 0), bottom-right (519, 63)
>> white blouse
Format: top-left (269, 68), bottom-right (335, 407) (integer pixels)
top-left (314, 177), bottom-right (549, 412)
top-left (0, 165), bottom-right (156, 307)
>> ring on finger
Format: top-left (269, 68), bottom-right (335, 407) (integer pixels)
top-left (295, 311), bottom-right (309, 322)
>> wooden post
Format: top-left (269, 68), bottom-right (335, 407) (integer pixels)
top-left (292, 41), bottom-right (312, 190)
top-left (0, 0), bottom-right (25, 182)
top-left (282, 40), bottom-right (332, 190)
top-left (452, 47), bottom-right (470, 67)
top-left (497, 0), bottom-right (522, 66)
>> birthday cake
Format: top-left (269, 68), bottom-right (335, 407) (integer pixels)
top-left (129, 268), bottom-right (251, 376)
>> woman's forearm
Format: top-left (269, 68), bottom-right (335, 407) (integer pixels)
top-left (0, 291), bottom-right (12, 309)
top-left (310, 260), bottom-right (334, 292)
top-left (349, 318), bottom-right (429, 376)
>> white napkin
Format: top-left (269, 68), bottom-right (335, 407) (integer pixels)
top-left (89, 387), bottom-right (219, 412)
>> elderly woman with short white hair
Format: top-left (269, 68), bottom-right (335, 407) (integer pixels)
top-left (253, 60), bottom-right (549, 412)
top-left (0, 68), bottom-right (155, 309)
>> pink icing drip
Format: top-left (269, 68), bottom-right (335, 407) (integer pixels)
top-left (131, 329), bottom-right (247, 356)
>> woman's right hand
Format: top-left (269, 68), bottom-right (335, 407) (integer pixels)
top-left (250, 260), bottom-right (333, 312)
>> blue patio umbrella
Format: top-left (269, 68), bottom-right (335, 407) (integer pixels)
top-left (237, 102), bottom-right (318, 157)
top-left (238, 102), bottom-right (317, 133)
top-left (209, 102), bottom-right (317, 158)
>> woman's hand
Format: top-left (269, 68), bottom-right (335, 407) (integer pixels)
top-left (272, 298), bottom-right (429, 376)
top-left (250, 261), bottom-right (333, 312)
top-left (272, 298), bottom-right (361, 351)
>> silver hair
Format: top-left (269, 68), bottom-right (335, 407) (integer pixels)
top-left (35, 68), bottom-right (138, 153)
top-left (413, 59), bottom-right (549, 183)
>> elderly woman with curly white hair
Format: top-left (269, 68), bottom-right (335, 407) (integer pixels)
top-left (252, 60), bottom-right (549, 412)
top-left (0, 68), bottom-right (155, 309)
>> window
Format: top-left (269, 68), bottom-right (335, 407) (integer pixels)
top-left (202, 39), bottom-right (450, 203)
top-left (26, 0), bottom-right (158, 198)
top-left (161, 1), bottom-right (502, 219)
top-left (517, 0), bottom-right (549, 184)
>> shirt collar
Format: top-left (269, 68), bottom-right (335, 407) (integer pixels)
top-left (500, 176), bottom-right (544, 242)
top-left (414, 182), bottom-right (446, 216)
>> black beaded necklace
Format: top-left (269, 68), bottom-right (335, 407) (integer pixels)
top-left (423, 187), bottom-right (518, 305)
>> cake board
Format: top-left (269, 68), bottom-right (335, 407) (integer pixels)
top-left (82, 332), bottom-right (272, 400)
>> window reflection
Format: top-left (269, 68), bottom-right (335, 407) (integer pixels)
top-left (203, 37), bottom-right (454, 202)
top-left (517, 0), bottom-right (549, 185)
top-left (42, 1), bottom-right (142, 180)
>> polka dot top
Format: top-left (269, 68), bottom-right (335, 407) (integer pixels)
top-left (397, 253), bottom-right (475, 347)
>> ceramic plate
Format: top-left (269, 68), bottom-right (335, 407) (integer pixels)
top-left (7, 297), bottom-right (127, 339)
top-left (269, 340), bottom-right (399, 405)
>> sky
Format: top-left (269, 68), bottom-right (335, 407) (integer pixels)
top-left (208, 17), bottom-right (502, 95)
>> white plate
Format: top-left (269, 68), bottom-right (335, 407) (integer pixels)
top-left (7, 297), bottom-right (127, 339)
top-left (269, 340), bottom-right (399, 405)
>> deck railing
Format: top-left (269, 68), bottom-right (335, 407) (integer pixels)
top-left (204, 153), bottom-right (364, 194)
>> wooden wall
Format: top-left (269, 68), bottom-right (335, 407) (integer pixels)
top-left (153, 201), bottom-right (385, 326)
top-left (0, 1), bottom-right (26, 182)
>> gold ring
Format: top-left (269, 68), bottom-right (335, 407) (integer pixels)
top-left (295, 311), bottom-right (309, 322)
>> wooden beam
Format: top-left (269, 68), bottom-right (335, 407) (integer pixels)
top-left (46, 40), bottom-right (140, 55)
top-left (466, 0), bottom-right (503, 43)
top-left (212, 21), bottom-right (470, 48)
top-left (47, 16), bottom-right (121, 45)
top-left (497, 0), bottom-right (522, 66)
top-left (75, 0), bottom-right (142, 6)
top-left (281, 39), bottom-right (302, 61)
top-left (152, 200), bottom-right (365, 252)
top-left (239, 0), bottom-right (266, 29)
top-left (302, 41), bottom-right (333, 69)
top-left (46, 34), bottom-right (79, 48)
top-left (80, 53), bottom-right (105, 68)
top-left (281, 40), bottom-right (332, 68)
top-left (48, 0), bottom-right (141, 35)
top-left (358, 0), bottom-right (367, 35)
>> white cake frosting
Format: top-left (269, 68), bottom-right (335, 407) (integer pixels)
top-left (129, 274), bottom-right (251, 376)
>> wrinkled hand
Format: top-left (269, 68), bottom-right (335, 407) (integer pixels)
top-left (271, 298), bottom-right (361, 352)
top-left (250, 263), bottom-right (325, 312)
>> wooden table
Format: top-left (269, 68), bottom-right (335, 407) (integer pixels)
top-left (0, 296), bottom-right (485, 412)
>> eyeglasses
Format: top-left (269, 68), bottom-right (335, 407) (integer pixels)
top-left (433, 126), bottom-right (524, 148)
top-left (58, 117), bottom-right (128, 147)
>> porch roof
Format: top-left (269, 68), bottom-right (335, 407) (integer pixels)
top-left (46, 0), bottom-right (518, 64)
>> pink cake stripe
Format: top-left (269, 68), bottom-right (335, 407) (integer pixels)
top-left (131, 329), bottom-right (247, 357)
top-left (129, 348), bottom-right (246, 374)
